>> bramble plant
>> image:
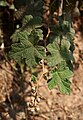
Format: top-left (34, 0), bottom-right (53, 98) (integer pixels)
top-left (0, 0), bottom-right (75, 95)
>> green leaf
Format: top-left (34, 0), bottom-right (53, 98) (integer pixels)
top-left (48, 64), bottom-right (72, 94)
top-left (21, 12), bottom-right (42, 29)
top-left (47, 42), bottom-right (63, 66)
top-left (0, 1), bottom-right (16, 10)
top-left (26, 16), bottom-right (42, 29)
top-left (0, 1), bottom-right (7, 6)
top-left (9, 30), bottom-right (45, 68)
top-left (60, 38), bottom-right (74, 61)
top-left (57, 61), bottom-right (67, 70)
top-left (28, 29), bottom-right (43, 45)
top-left (50, 19), bottom-right (75, 44)
top-left (11, 29), bottom-right (43, 44)
top-left (31, 75), bottom-right (37, 82)
top-left (12, 15), bottom-right (42, 40)
top-left (15, 15), bottom-right (42, 34)
top-left (22, 16), bottom-right (42, 33)
top-left (11, 30), bottom-right (30, 43)
top-left (22, 15), bottom-right (33, 26)
top-left (66, 27), bottom-right (75, 43)
top-left (47, 39), bottom-right (74, 67)
top-left (9, 4), bottom-right (17, 11)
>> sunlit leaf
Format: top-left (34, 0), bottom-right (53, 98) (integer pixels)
top-left (48, 62), bottom-right (72, 94)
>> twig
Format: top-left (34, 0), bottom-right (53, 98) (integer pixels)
top-left (36, 59), bottom-right (45, 88)
top-left (40, 114), bottom-right (49, 120)
top-left (66, 0), bottom-right (70, 5)
top-left (58, 0), bottom-right (63, 16)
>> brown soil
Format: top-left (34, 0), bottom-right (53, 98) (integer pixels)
top-left (0, 31), bottom-right (83, 120)
top-left (0, 2), bottom-right (83, 119)
top-left (33, 31), bottom-right (83, 120)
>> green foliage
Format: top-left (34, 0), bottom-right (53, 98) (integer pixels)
top-left (7, 0), bottom-right (75, 94)
top-left (0, 1), bottom-right (7, 6)
top-left (49, 18), bottom-right (75, 44)
top-left (11, 15), bottom-right (42, 42)
top-left (9, 1), bottom-right (45, 68)
top-left (9, 30), bottom-right (45, 68)
top-left (47, 39), bottom-right (74, 67)
top-left (0, 0), bottom-right (16, 10)
top-left (47, 42), bottom-right (63, 66)
top-left (31, 74), bottom-right (37, 82)
top-left (48, 61), bottom-right (72, 94)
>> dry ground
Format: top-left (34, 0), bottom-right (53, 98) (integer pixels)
top-left (0, 31), bottom-right (83, 120)
top-left (0, 7), bottom-right (83, 119)
top-left (33, 31), bottom-right (83, 120)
